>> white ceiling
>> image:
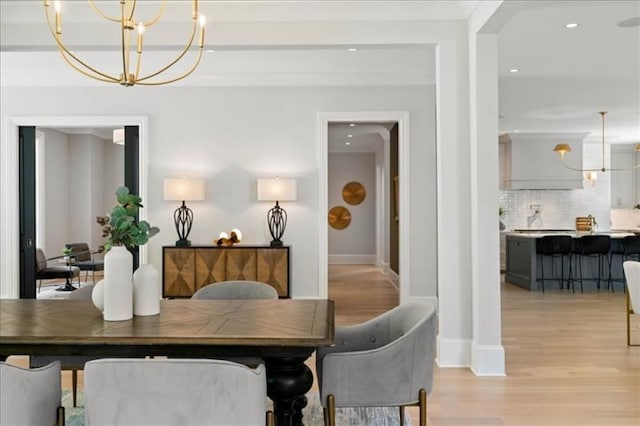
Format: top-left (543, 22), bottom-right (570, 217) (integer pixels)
top-left (1, 0), bottom-right (639, 145)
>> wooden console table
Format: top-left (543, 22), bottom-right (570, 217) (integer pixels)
top-left (163, 245), bottom-right (290, 298)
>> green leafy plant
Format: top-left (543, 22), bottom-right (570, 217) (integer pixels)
top-left (96, 186), bottom-right (159, 251)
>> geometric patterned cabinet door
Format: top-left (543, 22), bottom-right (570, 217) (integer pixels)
top-left (163, 246), bottom-right (290, 298)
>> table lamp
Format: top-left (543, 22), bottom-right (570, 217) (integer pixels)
top-left (257, 177), bottom-right (296, 246)
top-left (164, 177), bottom-right (205, 246)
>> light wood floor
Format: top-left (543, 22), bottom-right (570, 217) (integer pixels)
top-left (325, 264), bottom-right (640, 426)
top-left (8, 265), bottom-right (640, 425)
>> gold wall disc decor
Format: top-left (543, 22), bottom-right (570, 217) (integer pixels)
top-left (342, 181), bottom-right (366, 205)
top-left (328, 206), bottom-right (352, 230)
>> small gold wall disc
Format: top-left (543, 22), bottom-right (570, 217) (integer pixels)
top-left (342, 182), bottom-right (366, 205)
top-left (328, 206), bottom-right (352, 230)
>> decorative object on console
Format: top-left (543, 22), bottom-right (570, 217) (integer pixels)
top-left (257, 177), bottom-right (297, 247)
top-left (215, 228), bottom-right (242, 247)
top-left (43, 0), bottom-right (207, 87)
top-left (328, 206), bottom-right (351, 230)
top-left (553, 111), bottom-right (640, 172)
top-left (96, 186), bottom-right (159, 321)
top-left (164, 177), bottom-right (205, 247)
top-left (342, 181), bottom-right (366, 205)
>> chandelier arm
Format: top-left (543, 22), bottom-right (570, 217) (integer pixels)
top-left (142, 0), bottom-right (167, 27)
top-left (128, 0), bottom-right (136, 22)
top-left (88, 0), bottom-right (121, 23)
top-left (136, 18), bottom-right (198, 83)
top-left (121, 2), bottom-right (130, 84)
top-left (58, 48), bottom-right (120, 83)
top-left (135, 47), bottom-right (204, 86)
top-left (608, 164), bottom-right (640, 171)
top-left (558, 156), bottom-right (593, 172)
top-left (44, 8), bottom-right (119, 82)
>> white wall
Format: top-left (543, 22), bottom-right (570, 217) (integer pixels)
top-left (1, 85), bottom-right (436, 298)
top-left (328, 152), bottom-right (376, 260)
top-left (40, 128), bottom-right (70, 258)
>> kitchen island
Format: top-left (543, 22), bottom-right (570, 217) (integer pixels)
top-left (505, 231), bottom-right (634, 291)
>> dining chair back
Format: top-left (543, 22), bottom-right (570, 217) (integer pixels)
top-left (316, 301), bottom-right (437, 426)
top-left (84, 358), bottom-right (273, 425)
top-left (192, 280), bottom-right (279, 300)
top-left (1, 361), bottom-right (65, 426)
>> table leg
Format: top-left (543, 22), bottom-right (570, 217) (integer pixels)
top-left (264, 356), bottom-right (314, 426)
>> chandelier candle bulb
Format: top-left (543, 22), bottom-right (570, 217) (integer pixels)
top-left (54, 1), bottom-right (61, 34)
top-left (199, 15), bottom-right (206, 48)
top-left (136, 23), bottom-right (144, 54)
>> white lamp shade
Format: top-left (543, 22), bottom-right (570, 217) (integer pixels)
top-left (257, 178), bottom-right (297, 202)
top-left (163, 178), bottom-right (205, 201)
top-left (113, 128), bottom-right (125, 145)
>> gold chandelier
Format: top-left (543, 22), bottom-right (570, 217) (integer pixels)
top-left (44, 0), bottom-right (206, 87)
top-left (553, 111), bottom-right (640, 172)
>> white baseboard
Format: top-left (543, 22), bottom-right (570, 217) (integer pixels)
top-left (387, 267), bottom-right (399, 286)
top-left (328, 254), bottom-right (377, 264)
top-left (436, 337), bottom-right (471, 367)
top-left (471, 344), bottom-right (506, 376)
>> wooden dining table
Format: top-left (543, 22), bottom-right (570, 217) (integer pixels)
top-left (0, 298), bottom-right (335, 426)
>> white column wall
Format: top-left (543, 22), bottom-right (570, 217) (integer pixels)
top-left (435, 28), bottom-right (473, 367)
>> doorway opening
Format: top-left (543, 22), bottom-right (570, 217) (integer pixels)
top-left (0, 116), bottom-right (148, 299)
top-left (317, 111), bottom-right (410, 302)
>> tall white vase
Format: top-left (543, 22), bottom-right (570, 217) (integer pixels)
top-left (103, 246), bottom-right (133, 321)
top-left (133, 264), bottom-right (161, 316)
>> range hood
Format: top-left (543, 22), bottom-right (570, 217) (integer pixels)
top-left (500, 133), bottom-right (588, 190)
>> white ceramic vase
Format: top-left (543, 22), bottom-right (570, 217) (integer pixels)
top-left (91, 279), bottom-right (105, 312)
top-left (103, 245), bottom-right (133, 321)
top-left (133, 264), bottom-right (161, 316)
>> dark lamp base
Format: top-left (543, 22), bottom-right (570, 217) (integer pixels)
top-left (270, 240), bottom-right (284, 247)
top-left (176, 239), bottom-right (191, 247)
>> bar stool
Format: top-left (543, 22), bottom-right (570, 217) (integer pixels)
top-left (609, 236), bottom-right (640, 292)
top-left (536, 235), bottom-right (572, 293)
top-left (571, 235), bottom-right (611, 293)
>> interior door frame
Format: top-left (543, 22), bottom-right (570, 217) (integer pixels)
top-left (1, 115), bottom-right (148, 299)
top-left (317, 111), bottom-right (410, 302)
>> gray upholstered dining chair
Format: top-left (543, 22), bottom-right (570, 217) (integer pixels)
top-left (315, 301), bottom-right (437, 426)
top-left (623, 261), bottom-right (640, 346)
top-left (30, 283), bottom-right (97, 407)
top-left (1, 361), bottom-right (65, 426)
top-left (84, 358), bottom-right (274, 426)
top-left (192, 280), bottom-right (279, 300)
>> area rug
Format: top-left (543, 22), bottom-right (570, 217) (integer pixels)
top-left (63, 390), bottom-right (411, 425)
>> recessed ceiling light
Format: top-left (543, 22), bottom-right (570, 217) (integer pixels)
top-left (513, 130), bottom-right (520, 133)
top-left (565, 23), bottom-right (579, 29)
top-left (206, 49), bottom-right (215, 53)
top-left (347, 48), bottom-right (358, 52)
top-left (347, 134), bottom-right (353, 138)
top-left (345, 142), bottom-right (351, 146)
top-left (349, 123), bottom-right (356, 127)
top-left (509, 68), bottom-right (519, 73)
